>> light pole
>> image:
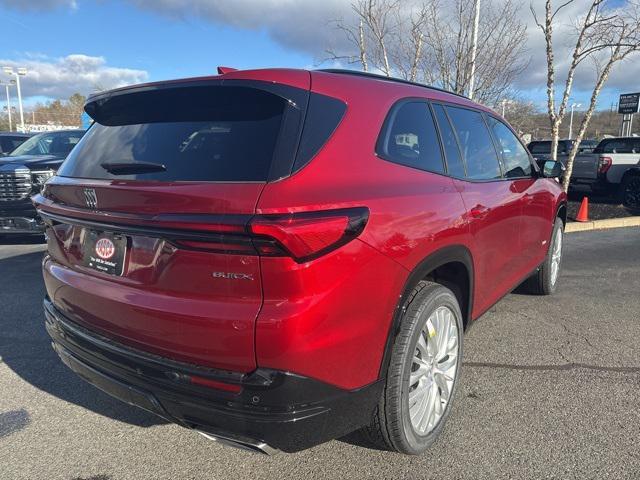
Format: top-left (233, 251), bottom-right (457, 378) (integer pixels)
top-left (0, 80), bottom-right (13, 131)
top-left (2, 67), bottom-right (27, 132)
top-left (468, 0), bottom-right (480, 99)
top-left (569, 102), bottom-right (581, 139)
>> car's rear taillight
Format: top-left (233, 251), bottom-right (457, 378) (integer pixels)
top-left (598, 156), bottom-right (613, 174)
top-left (171, 207), bottom-right (369, 262)
top-left (249, 207), bottom-right (369, 262)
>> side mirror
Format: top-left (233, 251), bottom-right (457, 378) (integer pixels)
top-left (542, 160), bottom-right (564, 178)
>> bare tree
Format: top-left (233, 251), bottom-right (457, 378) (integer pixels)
top-left (532, 0), bottom-right (640, 192)
top-left (503, 99), bottom-right (539, 136)
top-left (327, 0), bottom-right (528, 106)
top-left (327, 0), bottom-right (400, 76)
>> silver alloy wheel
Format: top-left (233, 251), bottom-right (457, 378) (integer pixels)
top-left (408, 306), bottom-right (459, 435)
top-left (550, 227), bottom-right (563, 286)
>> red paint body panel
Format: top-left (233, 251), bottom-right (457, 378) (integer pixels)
top-left (256, 240), bottom-right (407, 389)
top-left (38, 68), bottom-right (567, 391)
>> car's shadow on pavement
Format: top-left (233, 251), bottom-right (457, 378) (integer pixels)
top-left (0, 250), bottom-right (164, 428)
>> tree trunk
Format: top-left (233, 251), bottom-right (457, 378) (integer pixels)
top-left (562, 53), bottom-right (618, 192)
top-left (359, 20), bottom-right (368, 71)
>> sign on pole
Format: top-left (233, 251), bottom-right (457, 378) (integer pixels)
top-left (618, 93), bottom-right (640, 114)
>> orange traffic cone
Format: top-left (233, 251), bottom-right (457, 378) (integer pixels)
top-left (576, 197), bottom-right (589, 222)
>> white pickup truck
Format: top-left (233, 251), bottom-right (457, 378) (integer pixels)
top-left (570, 137), bottom-right (640, 196)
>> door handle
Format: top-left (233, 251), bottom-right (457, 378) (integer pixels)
top-left (470, 204), bottom-right (491, 219)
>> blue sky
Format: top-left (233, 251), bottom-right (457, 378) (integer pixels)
top-left (0, 0), bottom-right (636, 111)
top-left (3, 1), bottom-right (310, 80)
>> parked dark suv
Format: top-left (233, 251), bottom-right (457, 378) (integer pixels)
top-left (36, 68), bottom-right (567, 455)
top-left (0, 130), bottom-right (84, 235)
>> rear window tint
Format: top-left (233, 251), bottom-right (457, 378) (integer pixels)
top-left (377, 101), bottom-right (445, 174)
top-left (59, 86), bottom-right (294, 182)
top-left (293, 94), bottom-right (346, 172)
top-left (528, 141), bottom-right (571, 155)
top-left (595, 139), bottom-right (635, 154)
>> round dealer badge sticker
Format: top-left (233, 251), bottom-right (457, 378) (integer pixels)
top-left (95, 238), bottom-right (116, 260)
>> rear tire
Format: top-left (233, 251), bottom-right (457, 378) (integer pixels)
top-left (364, 281), bottom-right (463, 454)
top-left (525, 218), bottom-right (564, 295)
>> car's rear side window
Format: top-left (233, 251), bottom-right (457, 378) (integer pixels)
top-left (528, 141), bottom-right (551, 154)
top-left (431, 104), bottom-right (466, 178)
top-left (445, 106), bottom-right (502, 180)
top-left (377, 101), bottom-right (445, 174)
top-left (595, 139), bottom-right (635, 154)
top-left (59, 86), bottom-right (296, 182)
top-left (1, 136), bottom-right (27, 153)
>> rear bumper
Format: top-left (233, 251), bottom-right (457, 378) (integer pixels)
top-left (44, 298), bottom-right (382, 453)
top-left (0, 216), bottom-right (44, 234)
top-left (569, 177), bottom-right (613, 191)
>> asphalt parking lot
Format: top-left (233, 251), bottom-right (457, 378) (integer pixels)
top-left (1, 228), bottom-right (639, 480)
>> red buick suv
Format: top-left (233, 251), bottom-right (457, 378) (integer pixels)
top-left (35, 68), bottom-right (567, 455)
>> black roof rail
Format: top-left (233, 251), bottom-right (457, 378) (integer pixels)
top-left (317, 69), bottom-right (470, 100)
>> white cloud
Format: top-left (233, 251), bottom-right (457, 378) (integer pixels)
top-left (2, 0), bottom-right (638, 102)
top-left (0, 54), bottom-right (149, 100)
top-left (128, 0), bottom-right (639, 96)
top-left (127, 0), bottom-right (350, 58)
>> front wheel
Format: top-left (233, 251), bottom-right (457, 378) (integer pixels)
top-left (364, 281), bottom-right (463, 454)
top-left (620, 175), bottom-right (640, 209)
top-left (525, 218), bottom-right (564, 295)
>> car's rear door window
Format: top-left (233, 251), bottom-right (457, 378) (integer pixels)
top-left (377, 101), bottom-right (445, 174)
top-left (431, 104), bottom-right (466, 177)
top-left (445, 106), bottom-right (502, 180)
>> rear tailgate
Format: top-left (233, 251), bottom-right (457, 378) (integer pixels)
top-left (571, 153), bottom-right (599, 180)
top-left (36, 75), bottom-right (310, 372)
top-left (36, 180), bottom-right (264, 372)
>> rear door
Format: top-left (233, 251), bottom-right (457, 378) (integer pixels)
top-left (571, 152), bottom-right (599, 180)
top-left (36, 79), bottom-right (310, 372)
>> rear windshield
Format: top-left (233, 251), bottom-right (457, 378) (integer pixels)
top-left (593, 138), bottom-right (640, 154)
top-left (527, 141), bottom-right (570, 155)
top-left (59, 86), bottom-right (292, 182)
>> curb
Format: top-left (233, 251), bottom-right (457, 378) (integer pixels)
top-left (566, 216), bottom-right (640, 233)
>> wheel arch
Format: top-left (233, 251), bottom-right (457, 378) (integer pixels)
top-left (556, 202), bottom-right (567, 227)
top-left (377, 245), bottom-right (474, 379)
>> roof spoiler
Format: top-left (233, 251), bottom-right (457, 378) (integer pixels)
top-left (217, 66), bottom-right (238, 75)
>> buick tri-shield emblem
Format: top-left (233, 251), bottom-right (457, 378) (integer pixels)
top-left (84, 188), bottom-right (98, 209)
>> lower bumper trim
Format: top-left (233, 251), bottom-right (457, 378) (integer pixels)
top-left (44, 298), bottom-right (383, 452)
